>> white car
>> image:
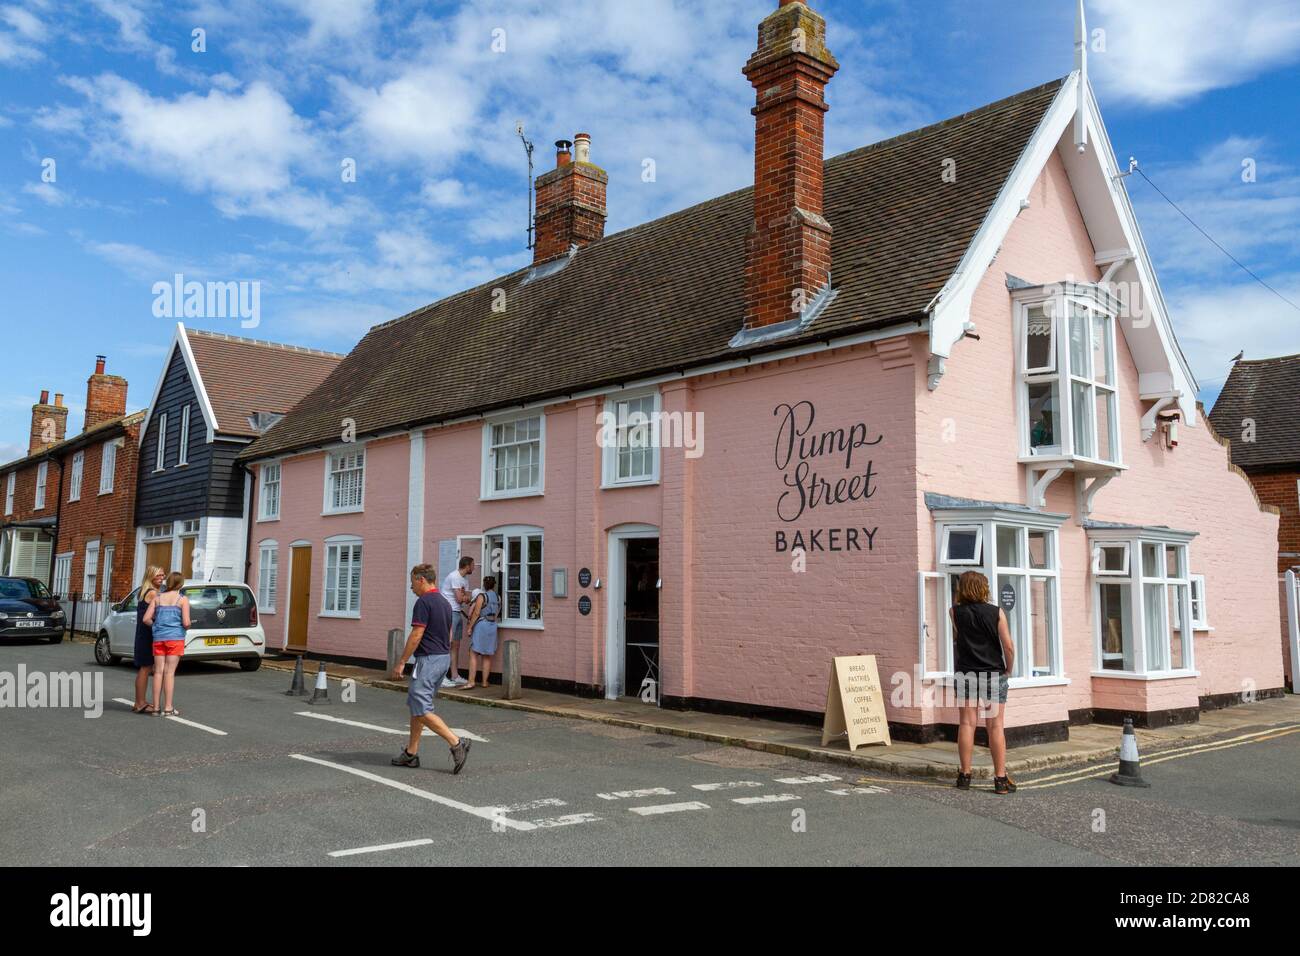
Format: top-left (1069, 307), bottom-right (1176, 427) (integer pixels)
top-left (95, 580), bottom-right (266, 671)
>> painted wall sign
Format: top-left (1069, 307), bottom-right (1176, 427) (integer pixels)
top-left (1000, 583), bottom-right (1016, 611)
top-left (821, 655), bottom-right (891, 750)
top-left (772, 401), bottom-right (882, 554)
top-left (578, 595), bottom-right (592, 616)
top-left (578, 567), bottom-right (591, 588)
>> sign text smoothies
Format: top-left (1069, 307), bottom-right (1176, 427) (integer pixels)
top-left (773, 401), bottom-right (880, 554)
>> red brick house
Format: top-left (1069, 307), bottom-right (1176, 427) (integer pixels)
top-left (0, 357), bottom-right (143, 619)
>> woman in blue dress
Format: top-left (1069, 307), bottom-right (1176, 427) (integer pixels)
top-left (131, 566), bottom-right (166, 714)
top-left (464, 576), bottom-right (499, 690)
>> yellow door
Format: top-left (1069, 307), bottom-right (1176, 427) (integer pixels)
top-left (181, 538), bottom-right (198, 579)
top-left (288, 546), bottom-right (312, 651)
top-left (145, 541), bottom-right (172, 577)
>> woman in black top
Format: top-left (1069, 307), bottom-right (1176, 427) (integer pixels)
top-left (949, 571), bottom-right (1016, 794)
top-left (131, 566), bottom-right (165, 714)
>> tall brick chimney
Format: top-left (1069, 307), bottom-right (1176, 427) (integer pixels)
top-left (29, 390), bottom-right (68, 456)
top-left (742, 0), bottom-right (839, 332)
top-left (85, 354), bottom-right (127, 432)
top-left (532, 133), bottom-right (608, 265)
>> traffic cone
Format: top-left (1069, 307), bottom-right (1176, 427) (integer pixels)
top-left (1108, 717), bottom-right (1150, 787)
top-left (306, 661), bottom-right (331, 705)
top-left (284, 656), bottom-right (308, 697)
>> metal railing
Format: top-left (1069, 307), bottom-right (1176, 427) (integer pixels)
top-left (53, 591), bottom-right (112, 638)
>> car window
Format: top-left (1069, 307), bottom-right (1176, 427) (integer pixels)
top-left (121, 588), bottom-right (140, 611)
top-left (0, 579), bottom-right (36, 599)
top-left (183, 586), bottom-right (252, 609)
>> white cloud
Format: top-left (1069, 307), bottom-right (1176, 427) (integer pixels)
top-left (22, 181), bottom-right (67, 206)
top-left (1091, 0), bottom-right (1300, 105)
top-left (276, 0), bottom-right (375, 46)
top-left (0, 1), bottom-right (44, 63)
top-left (1, 5), bottom-right (45, 40)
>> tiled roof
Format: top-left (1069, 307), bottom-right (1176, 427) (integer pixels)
top-left (0, 410), bottom-right (146, 475)
top-left (1208, 353), bottom-right (1300, 470)
top-left (185, 329), bottom-right (344, 439)
top-left (242, 77), bottom-right (1066, 462)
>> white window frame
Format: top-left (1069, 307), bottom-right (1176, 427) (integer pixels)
top-left (178, 405), bottom-right (190, 466)
top-left (485, 525), bottom-right (544, 628)
top-left (258, 541), bottom-right (279, 613)
top-left (101, 544), bottom-right (115, 602)
top-left (323, 447), bottom-right (366, 515)
top-left (155, 412), bottom-right (167, 472)
top-left (1189, 573), bottom-right (1210, 631)
top-left (1089, 529), bottom-right (1197, 678)
top-left (35, 462), bottom-right (47, 510)
top-left (99, 440), bottom-right (117, 495)
top-left (69, 451), bottom-right (84, 502)
top-left (481, 414), bottom-right (545, 500)
top-left (52, 552), bottom-right (73, 599)
top-left (83, 540), bottom-right (100, 599)
top-left (321, 535), bottom-right (362, 618)
top-left (5, 471), bottom-right (14, 515)
top-left (1014, 284), bottom-right (1124, 468)
top-left (259, 461), bottom-right (282, 521)
top-left (1092, 542), bottom-right (1130, 576)
top-left (939, 524), bottom-right (983, 566)
top-left (927, 507), bottom-right (1067, 686)
top-left (601, 391), bottom-right (661, 488)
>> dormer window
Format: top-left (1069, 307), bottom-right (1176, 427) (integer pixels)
top-left (1015, 284), bottom-right (1121, 469)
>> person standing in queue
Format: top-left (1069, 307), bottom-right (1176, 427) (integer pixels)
top-left (131, 566), bottom-right (166, 714)
top-left (949, 570), bottom-right (1016, 794)
top-left (463, 575), bottom-right (499, 690)
top-left (143, 571), bottom-right (191, 717)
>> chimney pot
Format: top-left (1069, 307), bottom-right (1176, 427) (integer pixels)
top-left (95, 355), bottom-right (106, 375)
top-left (39, 389), bottom-right (49, 405)
top-left (555, 140), bottom-right (573, 166)
top-left (54, 393), bottom-right (64, 407)
top-left (574, 133), bottom-right (591, 165)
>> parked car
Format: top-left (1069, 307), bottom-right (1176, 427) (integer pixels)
top-left (94, 580), bottom-right (265, 671)
top-left (0, 576), bottom-right (65, 643)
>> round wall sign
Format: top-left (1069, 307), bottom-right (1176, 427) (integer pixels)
top-left (578, 568), bottom-right (592, 588)
top-left (999, 583), bottom-right (1016, 611)
top-left (578, 595), bottom-right (592, 616)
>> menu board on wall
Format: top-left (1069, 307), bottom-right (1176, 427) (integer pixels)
top-left (821, 655), bottom-right (891, 750)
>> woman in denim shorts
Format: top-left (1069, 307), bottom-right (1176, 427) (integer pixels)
top-left (949, 571), bottom-right (1016, 795)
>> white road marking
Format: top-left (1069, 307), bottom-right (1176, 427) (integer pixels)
top-left (293, 710), bottom-right (489, 742)
top-left (628, 801), bottom-right (710, 816)
top-left (328, 838), bottom-right (434, 858)
top-left (528, 813), bottom-right (602, 828)
top-left (826, 786), bottom-right (890, 795)
top-left (692, 781), bottom-right (763, 792)
top-left (492, 798), bottom-right (567, 814)
top-left (289, 754), bottom-right (534, 831)
top-left (112, 698), bottom-right (227, 736)
top-left (774, 773), bottom-right (841, 785)
top-left (733, 793), bottom-right (799, 805)
top-left (597, 787), bottom-right (675, 800)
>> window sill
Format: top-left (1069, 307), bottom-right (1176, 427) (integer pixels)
top-left (1090, 669), bottom-right (1200, 681)
top-left (321, 508), bottom-right (364, 516)
top-left (1009, 676), bottom-right (1070, 689)
top-left (319, 610), bottom-right (361, 620)
top-left (499, 621), bottom-right (544, 631)
top-left (261, 608), bottom-right (276, 616)
top-left (257, 516), bottom-right (280, 524)
top-left (98, 490), bottom-right (114, 497)
top-left (481, 489), bottom-right (544, 502)
top-left (601, 477), bottom-right (660, 490)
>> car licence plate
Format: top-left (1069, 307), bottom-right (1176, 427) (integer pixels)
top-left (204, 637), bottom-right (239, 646)
top-left (15, 620), bottom-right (43, 628)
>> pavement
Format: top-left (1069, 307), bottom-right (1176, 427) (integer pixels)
top-left (3, 638), bottom-right (1299, 866)
top-left (253, 650), bottom-right (1300, 780)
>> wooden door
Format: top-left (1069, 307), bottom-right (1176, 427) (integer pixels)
top-left (288, 546), bottom-right (312, 651)
top-left (180, 538), bottom-right (198, 579)
top-left (144, 541), bottom-right (172, 575)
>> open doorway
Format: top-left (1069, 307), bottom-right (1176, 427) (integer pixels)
top-left (605, 526), bottom-right (660, 704)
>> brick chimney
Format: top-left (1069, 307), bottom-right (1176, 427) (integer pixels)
top-left (28, 390), bottom-right (68, 456)
top-left (532, 133), bottom-right (608, 264)
top-left (742, 0), bottom-right (839, 332)
top-left (85, 355), bottom-right (128, 432)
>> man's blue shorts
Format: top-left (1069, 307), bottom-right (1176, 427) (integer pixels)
top-left (408, 653), bottom-right (450, 717)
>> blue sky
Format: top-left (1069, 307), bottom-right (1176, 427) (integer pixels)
top-left (1, 0), bottom-right (1298, 460)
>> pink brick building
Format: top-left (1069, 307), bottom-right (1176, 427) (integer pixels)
top-left (239, 1), bottom-right (1283, 745)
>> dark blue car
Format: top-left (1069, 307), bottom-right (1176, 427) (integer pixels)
top-left (0, 577), bottom-right (65, 642)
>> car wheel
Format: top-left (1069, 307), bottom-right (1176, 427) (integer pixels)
top-left (238, 657), bottom-right (262, 672)
top-left (94, 632), bottom-right (120, 666)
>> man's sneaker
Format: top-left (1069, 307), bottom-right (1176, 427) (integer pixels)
top-left (994, 775), bottom-right (1017, 795)
top-left (391, 748), bottom-right (420, 769)
top-left (955, 771), bottom-right (972, 790)
top-left (450, 738), bottom-right (472, 775)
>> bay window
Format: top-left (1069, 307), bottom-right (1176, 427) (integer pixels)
top-left (1015, 283), bottom-right (1122, 467)
top-left (921, 498), bottom-right (1066, 682)
top-left (1089, 528), bottom-right (1196, 676)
